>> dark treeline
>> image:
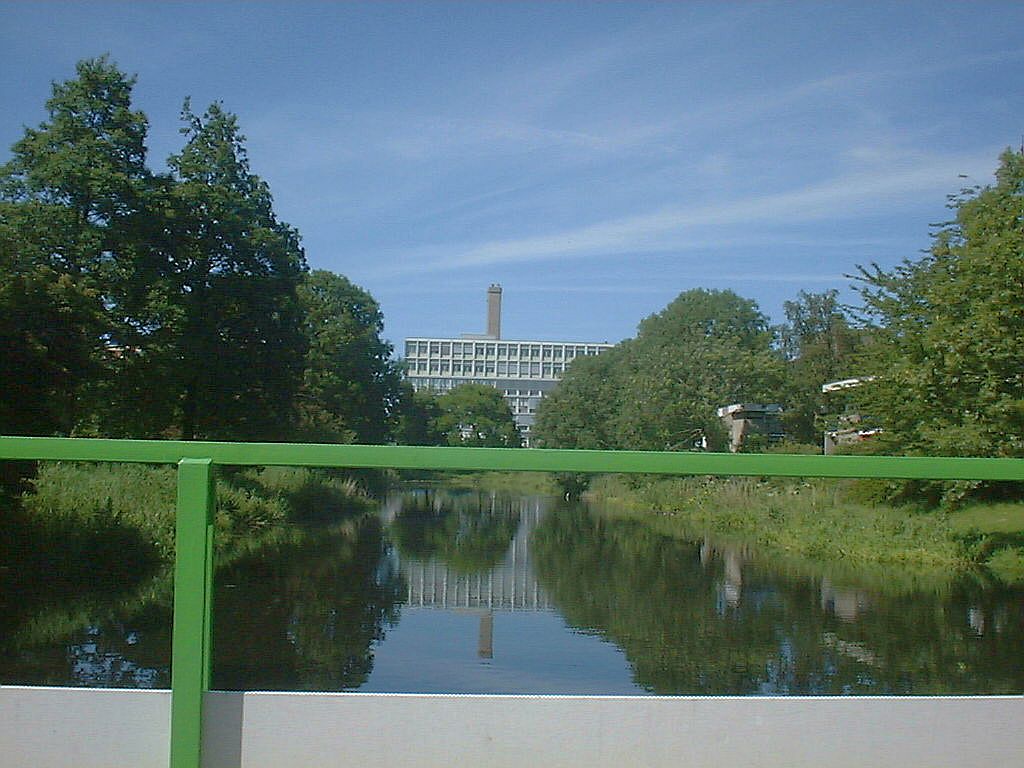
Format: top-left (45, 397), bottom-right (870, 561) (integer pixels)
top-left (0, 57), bottom-right (502, 449)
top-left (535, 150), bottom-right (1024, 505)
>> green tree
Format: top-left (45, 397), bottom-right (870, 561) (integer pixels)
top-left (0, 203), bottom-right (106, 436)
top-left (533, 349), bottom-right (623, 449)
top-left (0, 56), bottom-right (151, 436)
top-left (856, 149), bottom-right (1024, 501)
top-left (295, 270), bottom-right (401, 444)
top-left (435, 384), bottom-right (520, 447)
top-left (162, 100), bottom-right (308, 440)
top-left (392, 384), bottom-right (444, 446)
top-left (776, 290), bottom-right (862, 445)
top-left (536, 289), bottom-right (783, 451)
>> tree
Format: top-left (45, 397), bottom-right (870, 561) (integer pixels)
top-left (392, 384), bottom-right (444, 446)
top-left (162, 100), bottom-right (308, 440)
top-left (0, 56), bottom-right (152, 436)
top-left (295, 270), bottom-right (401, 443)
top-left (0, 202), bottom-right (107, 436)
top-left (534, 350), bottom-right (623, 449)
top-left (435, 384), bottom-right (520, 447)
top-left (775, 290), bottom-right (862, 444)
top-left (856, 149), bottom-right (1024, 501)
top-left (535, 289), bottom-right (783, 451)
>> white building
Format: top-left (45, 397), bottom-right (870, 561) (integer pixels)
top-left (404, 286), bottom-right (613, 446)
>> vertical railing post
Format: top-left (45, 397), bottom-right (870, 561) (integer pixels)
top-left (170, 458), bottom-right (215, 768)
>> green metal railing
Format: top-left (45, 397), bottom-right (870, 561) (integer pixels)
top-left (2, 435), bottom-right (1023, 768)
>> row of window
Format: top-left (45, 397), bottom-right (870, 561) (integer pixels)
top-left (405, 340), bottom-right (608, 360)
top-left (407, 360), bottom-right (567, 378)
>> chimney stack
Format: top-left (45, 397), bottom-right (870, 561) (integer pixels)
top-left (487, 284), bottom-right (502, 339)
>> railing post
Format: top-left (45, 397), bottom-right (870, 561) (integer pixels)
top-left (170, 458), bottom-right (215, 768)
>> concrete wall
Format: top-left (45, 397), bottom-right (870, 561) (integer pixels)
top-left (3, 687), bottom-right (1023, 768)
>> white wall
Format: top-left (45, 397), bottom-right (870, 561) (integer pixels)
top-left (3, 687), bottom-right (1023, 768)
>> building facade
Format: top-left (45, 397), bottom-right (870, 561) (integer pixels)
top-left (404, 286), bottom-right (613, 446)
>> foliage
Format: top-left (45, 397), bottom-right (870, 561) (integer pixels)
top-left (296, 270), bottom-right (401, 443)
top-left (587, 474), bottom-right (964, 570)
top-left (434, 383), bottom-right (520, 447)
top-left (533, 351), bottom-right (623, 449)
top-left (0, 56), bottom-right (149, 436)
top-left (14, 462), bottom-right (371, 564)
top-left (535, 289), bottom-right (783, 451)
top-left (774, 290), bottom-right (863, 444)
top-left (392, 384), bottom-right (445, 445)
top-left (855, 149), bottom-right (1024, 503)
top-left (159, 100), bottom-right (308, 439)
top-left (1, 57), bottom-right (406, 447)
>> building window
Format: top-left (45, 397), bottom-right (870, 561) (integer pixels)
top-left (542, 346), bottom-right (552, 358)
top-left (486, 344), bottom-right (496, 357)
top-left (441, 342), bottom-right (451, 355)
top-left (497, 344), bottom-right (507, 357)
top-left (542, 363), bottom-right (552, 377)
top-left (530, 362), bottom-right (540, 376)
top-left (497, 362), bottom-right (507, 375)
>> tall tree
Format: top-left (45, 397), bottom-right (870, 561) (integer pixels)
top-left (296, 270), bottom-right (401, 443)
top-left (0, 56), bottom-right (151, 435)
top-left (856, 149), bottom-right (1024, 501)
top-left (435, 384), bottom-right (520, 448)
top-left (163, 100), bottom-right (308, 440)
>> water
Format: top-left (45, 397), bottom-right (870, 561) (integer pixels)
top-left (2, 486), bottom-right (1023, 694)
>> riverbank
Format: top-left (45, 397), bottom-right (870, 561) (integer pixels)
top-left (586, 475), bottom-right (1024, 584)
top-left (13, 461), bottom-right (373, 564)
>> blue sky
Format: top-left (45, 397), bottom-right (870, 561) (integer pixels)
top-left (2, 2), bottom-right (1022, 349)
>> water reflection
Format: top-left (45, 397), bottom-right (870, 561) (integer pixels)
top-left (2, 488), bottom-right (1023, 695)
top-left (531, 503), bottom-right (1024, 694)
top-left (212, 516), bottom-right (403, 691)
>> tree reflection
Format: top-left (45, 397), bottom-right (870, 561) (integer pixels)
top-left (388, 489), bottom-right (520, 574)
top-left (531, 503), bottom-right (1024, 695)
top-left (213, 516), bottom-right (403, 690)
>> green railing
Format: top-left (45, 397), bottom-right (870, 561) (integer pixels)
top-left (2, 435), bottom-right (1023, 768)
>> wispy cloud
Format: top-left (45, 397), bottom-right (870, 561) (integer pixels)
top-left (365, 149), bottom-right (994, 278)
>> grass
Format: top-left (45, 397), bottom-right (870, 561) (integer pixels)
top-left (17, 462), bottom-right (370, 562)
top-left (586, 474), bottom-right (1024, 584)
top-left (0, 461), bottom-right (375, 649)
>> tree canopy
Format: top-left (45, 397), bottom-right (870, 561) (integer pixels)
top-left (0, 56), bottom-right (398, 446)
top-left (435, 384), bottom-right (520, 448)
top-left (535, 289), bottom-right (783, 451)
top-left (854, 148), bottom-right (1024, 500)
top-left (296, 270), bottom-right (401, 444)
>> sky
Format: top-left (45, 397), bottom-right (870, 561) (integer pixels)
top-left (2, 2), bottom-right (1022, 349)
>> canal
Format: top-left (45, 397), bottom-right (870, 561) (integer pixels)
top-left (2, 485), bottom-right (1023, 695)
